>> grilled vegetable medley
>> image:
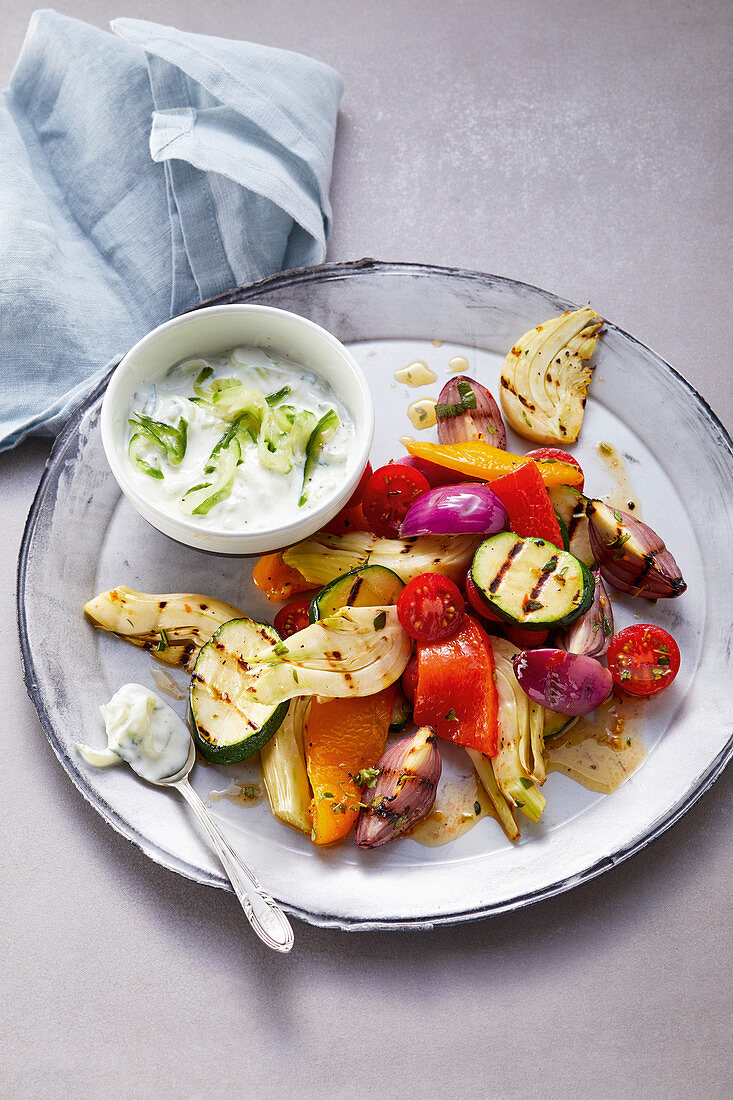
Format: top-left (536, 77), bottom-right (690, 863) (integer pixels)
top-left (82, 307), bottom-right (687, 849)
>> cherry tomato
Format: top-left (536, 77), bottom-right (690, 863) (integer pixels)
top-left (392, 455), bottom-right (480, 487)
top-left (362, 464), bottom-right (430, 538)
top-left (397, 573), bottom-right (466, 643)
top-left (526, 448), bottom-right (584, 490)
top-left (401, 652), bottom-right (419, 703)
top-left (345, 461), bottom-right (373, 509)
top-left (607, 624), bottom-right (680, 697)
top-left (273, 596), bottom-right (312, 639)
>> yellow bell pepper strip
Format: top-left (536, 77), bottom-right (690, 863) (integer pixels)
top-left (402, 438), bottom-right (584, 490)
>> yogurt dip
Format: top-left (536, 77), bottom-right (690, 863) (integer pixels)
top-left (75, 683), bottom-right (191, 782)
top-left (124, 346), bottom-right (355, 533)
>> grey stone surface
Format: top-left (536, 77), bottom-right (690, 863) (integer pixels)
top-left (2, 2), bottom-right (731, 1098)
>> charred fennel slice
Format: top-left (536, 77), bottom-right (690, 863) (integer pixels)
top-left (471, 533), bottom-right (594, 630)
top-left (83, 587), bottom-right (244, 670)
top-left (547, 484), bottom-right (595, 567)
top-left (190, 618), bottom-right (289, 764)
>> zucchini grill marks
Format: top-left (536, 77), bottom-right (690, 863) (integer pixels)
top-left (471, 533), bottom-right (594, 630)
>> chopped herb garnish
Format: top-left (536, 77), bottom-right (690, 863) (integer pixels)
top-left (273, 642), bottom-right (289, 656)
top-left (372, 611), bottom-right (387, 630)
top-left (292, 669), bottom-right (299, 684)
top-left (391, 811), bottom-right (409, 830)
top-left (658, 644), bottom-right (669, 654)
top-left (523, 598), bottom-right (543, 612)
top-left (444, 708), bottom-right (459, 722)
top-left (473, 801), bottom-right (481, 815)
top-left (612, 508), bottom-right (623, 522)
top-left (626, 738), bottom-right (632, 746)
top-left (620, 669), bottom-right (632, 681)
top-left (599, 441), bottom-right (613, 455)
top-left (514, 799), bottom-right (525, 809)
top-left (456, 380), bottom-right (477, 408)
top-left (602, 614), bottom-right (612, 636)
top-left (519, 776), bottom-right (533, 790)
top-left (658, 654), bottom-right (670, 666)
top-left (522, 410), bottom-right (532, 428)
top-left (356, 766), bottom-right (380, 788)
top-left (241, 785), bottom-right (258, 800)
top-left (156, 628), bottom-right (169, 652)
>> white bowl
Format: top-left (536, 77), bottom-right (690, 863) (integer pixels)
top-left (101, 304), bottom-right (374, 555)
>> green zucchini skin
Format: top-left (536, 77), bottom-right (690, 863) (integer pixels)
top-left (471, 532), bottom-right (595, 630)
top-left (388, 685), bottom-right (413, 732)
top-left (308, 564), bottom-right (405, 623)
top-left (189, 617), bottom-right (289, 764)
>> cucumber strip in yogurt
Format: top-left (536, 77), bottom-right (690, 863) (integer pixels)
top-left (125, 346), bottom-right (354, 533)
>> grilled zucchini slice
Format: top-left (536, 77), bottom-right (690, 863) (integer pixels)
top-left (471, 532), bottom-right (594, 630)
top-left (189, 618), bottom-right (289, 764)
top-left (309, 564), bottom-right (404, 622)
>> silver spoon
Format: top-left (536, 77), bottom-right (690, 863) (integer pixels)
top-left (151, 739), bottom-right (294, 953)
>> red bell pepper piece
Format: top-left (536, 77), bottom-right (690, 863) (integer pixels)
top-left (488, 460), bottom-right (564, 546)
top-left (414, 617), bottom-right (499, 756)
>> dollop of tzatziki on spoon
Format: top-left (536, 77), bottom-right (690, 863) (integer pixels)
top-left (75, 684), bottom-right (294, 952)
top-left (76, 682), bottom-right (190, 781)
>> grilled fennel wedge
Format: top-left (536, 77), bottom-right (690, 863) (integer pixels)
top-left (249, 606), bottom-right (412, 706)
top-left (83, 586), bottom-right (244, 670)
top-left (500, 307), bottom-right (603, 444)
top-left (490, 637), bottom-right (546, 823)
top-left (282, 530), bottom-right (480, 587)
top-left (260, 697), bottom-right (312, 834)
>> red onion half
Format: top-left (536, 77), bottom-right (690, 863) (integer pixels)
top-left (513, 648), bottom-right (613, 715)
top-left (400, 483), bottom-right (509, 538)
top-left (556, 567), bottom-right (614, 658)
top-left (436, 376), bottom-right (507, 448)
top-left (586, 499), bottom-right (686, 599)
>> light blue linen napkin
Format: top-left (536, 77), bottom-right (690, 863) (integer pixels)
top-left (0, 11), bottom-right (343, 451)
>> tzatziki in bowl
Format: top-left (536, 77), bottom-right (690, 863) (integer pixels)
top-left (101, 305), bottom-right (374, 554)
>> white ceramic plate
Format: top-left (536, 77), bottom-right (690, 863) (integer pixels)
top-left (18, 261), bottom-right (733, 930)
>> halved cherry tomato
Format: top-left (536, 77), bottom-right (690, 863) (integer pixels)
top-left (273, 596), bottom-right (312, 638)
top-left (323, 501), bottom-right (372, 535)
top-left (401, 651), bottom-right (419, 702)
top-left (526, 448), bottom-right (585, 490)
top-left (323, 463), bottom-right (374, 535)
top-left (397, 573), bottom-right (465, 643)
top-left (392, 455), bottom-right (480, 487)
top-left (362, 464), bottom-right (430, 538)
top-left (345, 461), bottom-right (373, 509)
top-left (607, 624), bottom-right (680, 697)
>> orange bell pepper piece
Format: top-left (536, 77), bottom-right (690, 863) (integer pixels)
top-left (252, 552), bottom-right (317, 603)
top-left (305, 686), bottom-right (395, 845)
top-left (403, 439), bottom-right (583, 489)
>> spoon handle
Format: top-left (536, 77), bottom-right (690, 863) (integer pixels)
top-left (175, 778), bottom-right (294, 953)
